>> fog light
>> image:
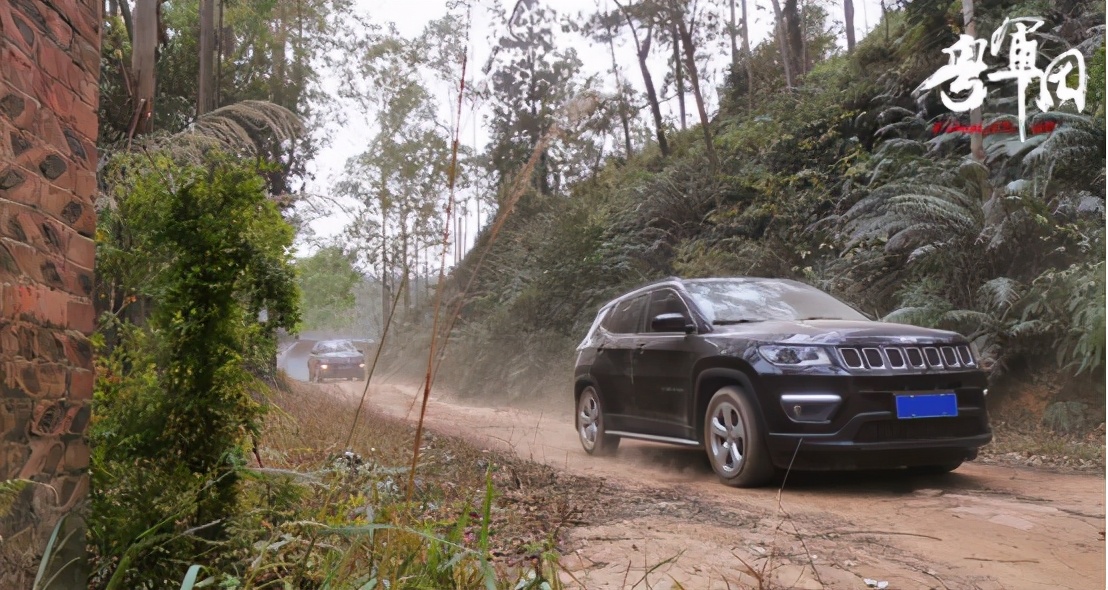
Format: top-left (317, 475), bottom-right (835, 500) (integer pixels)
top-left (781, 394), bottom-right (841, 423)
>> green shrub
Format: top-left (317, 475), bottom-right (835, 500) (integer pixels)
top-left (90, 156), bottom-right (300, 587)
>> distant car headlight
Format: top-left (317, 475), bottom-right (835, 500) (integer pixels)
top-left (320, 364), bottom-right (329, 370)
top-left (359, 363), bottom-right (365, 368)
top-left (758, 345), bottom-right (832, 367)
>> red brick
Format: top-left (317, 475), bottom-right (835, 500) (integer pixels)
top-left (62, 437), bottom-right (88, 471)
top-left (36, 107), bottom-right (68, 155)
top-left (12, 358), bottom-right (43, 398)
top-left (67, 95), bottom-right (97, 141)
top-left (72, 36), bottom-right (98, 79)
top-left (0, 7), bottom-right (37, 58)
top-left (0, 84), bottom-right (40, 129)
top-left (36, 181), bottom-right (70, 218)
top-left (0, 322), bottom-right (15, 355)
top-left (44, 0), bottom-right (100, 48)
top-left (63, 231), bottom-right (91, 266)
top-left (2, 443), bottom-right (32, 480)
top-left (36, 0), bottom-right (75, 49)
top-left (0, 44), bottom-right (38, 98)
top-left (1, 236), bottom-right (44, 282)
top-left (9, 283), bottom-right (69, 327)
top-left (54, 331), bottom-right (90, 370)
top-left (65, 299), bottom-right (92, 333)
top-left (35, 36), bottom-right (74, 88)
top-left (36, 362), bottom-right (67, 397)
top-left (71, 169), bottom-right (94, 200)
top-left (68, 367), bottom-right (92, 399)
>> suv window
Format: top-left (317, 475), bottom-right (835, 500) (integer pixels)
top-left (646, 289), bottom-right (691, 331)
top-left (312, 340), bottom-right (357, 354)
top-left (577, 306), bottom-right (610, 349)
top-left (602, 294), bottom-right (647, 334)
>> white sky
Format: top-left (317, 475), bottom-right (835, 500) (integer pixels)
top-left (300, 0), bottom-right (888, 260)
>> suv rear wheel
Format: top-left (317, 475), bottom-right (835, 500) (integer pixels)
top-left (704, 386), bottom-right (774, 487)
top-left (577, 386), bottom-right (620, 455)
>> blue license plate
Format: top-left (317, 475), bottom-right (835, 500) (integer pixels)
top-left (895, 393), bottom-right (958, 419)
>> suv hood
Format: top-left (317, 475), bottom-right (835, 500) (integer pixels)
top-left (708, 319), bottom-right (964, 345)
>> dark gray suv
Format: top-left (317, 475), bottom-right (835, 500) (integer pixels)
top-left (573, 277), bottom-right (992, 487)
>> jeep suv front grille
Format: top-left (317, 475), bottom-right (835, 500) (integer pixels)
top-left (837, 344), bottom-right (976, 371)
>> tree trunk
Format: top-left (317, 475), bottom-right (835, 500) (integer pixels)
top-left (769, 0), bottom-right (793, 89)
top-left (218, 1), bottom-right (229, 108)
top-left (962, 0), bottom-right (984, 162)
top-left (271, 4), bottom-right (288, 106)
top-left (676, 17), bottom-right (717, 168)
top-left (784, 0), bottom-right (804, 77)
top-left (380, 190), bottom-right (390, 339)
top-left (132, 0), bottom-right (158, 135)
top-left (615, 1), bottom-right (669, 157)
top-left (606, 27), bottom-right (634, 158)
top-left (401, 216), bottom-right (411, 312)
top-left (728, 0), bottom-right (739, 68)
top-left (843, 0), bottom-right (856, 53)
top-left (118, 0), bottom-right (134, 46)
top-left (198, 0), bottom-right (216, 115)
top-left (741, 0), bottom-right (753, 109)
top-left (672, 21), bottom-right (686, 131)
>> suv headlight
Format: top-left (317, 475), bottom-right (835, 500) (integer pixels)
top-left (758, 345), bottom-right (832, 367)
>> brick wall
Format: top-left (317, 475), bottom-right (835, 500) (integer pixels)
top-left (0, 0), bottom-right (100, 586)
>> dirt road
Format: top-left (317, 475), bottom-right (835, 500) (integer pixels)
top-left (327, 379), bottom-right (1104, 589)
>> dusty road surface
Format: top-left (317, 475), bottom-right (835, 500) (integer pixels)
top-left (321, 379), bottom-right (1104, 589)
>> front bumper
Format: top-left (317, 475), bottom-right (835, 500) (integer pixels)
top-left (755, 371), bottom-right (991, 470)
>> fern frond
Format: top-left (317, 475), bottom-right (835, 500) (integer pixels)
top-left (978, 277), bottom-right (1024, 311)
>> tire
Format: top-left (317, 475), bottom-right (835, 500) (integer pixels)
top-left (704, 386), bottom-right (775, 487)
top-left (577, 386), bottom-right (620, 455)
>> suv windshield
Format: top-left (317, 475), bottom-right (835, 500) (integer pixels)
top-left (315, 340), bottom-right (357, 354)
top-left (684, 279), bottom-right (867, 323)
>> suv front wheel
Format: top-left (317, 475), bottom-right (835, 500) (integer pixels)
top-left (704, 386), bottom-right (775, 487)
top-left (577, 386), bottom-right (620, 455)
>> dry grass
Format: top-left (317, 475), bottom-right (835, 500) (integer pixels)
top-left (980, 415), bottom-right (1106, 472)
top-left (250, 374), bottom-right (603, 586)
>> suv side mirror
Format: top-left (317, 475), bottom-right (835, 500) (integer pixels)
top-left (651, 313), bottom-right (695, 334)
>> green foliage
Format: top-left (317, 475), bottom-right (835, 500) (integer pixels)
top-left (1023, 261), bottom-right (1106, 375)
top-left (1089, 43), bottom-right (1106, 118)
top-left (428, 1), bottom-right (1106, 405)
top-left (296, 246), bottom-right (363, 331)
top-left (91, 156), bottom-right (300, 587)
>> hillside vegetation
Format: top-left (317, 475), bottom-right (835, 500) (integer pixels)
top-left (425, 0), bottom-right (1106, 414)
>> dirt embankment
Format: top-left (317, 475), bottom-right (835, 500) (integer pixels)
top-left (321, 379), bottom-right (1105, 590)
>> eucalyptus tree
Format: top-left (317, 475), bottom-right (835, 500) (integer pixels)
top-left (664, 0), bottom-right (719, 166)
top-left (612, 0), bottom-right (671, 156)
top-left (580, 6), bottom-right (636, 158)
top-left (337, 24), bottom-right (459, 323)
top-left (483, 0), bottom-right (592, 196)
top-left (100, 0), bottom-right (363, 198)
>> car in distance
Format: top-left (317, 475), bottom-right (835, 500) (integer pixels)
top-left (573, 277), bottom-right (992, 487)
top-left (307, 339), bottom-right (366, 382)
